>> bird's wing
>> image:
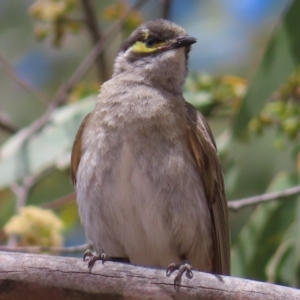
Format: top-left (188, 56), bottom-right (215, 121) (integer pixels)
top-left (185, 101), bottom-right (230, 275)
top-left (70, 113), bottom-right (91, 186)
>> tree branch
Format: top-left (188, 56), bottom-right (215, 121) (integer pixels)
top-left (8, 0), bottom-right (149, 149)
top-left (42, 192), bottom-right (76, 210)
top-left (80, 0), bottom-right (107, 82)
top-left (0, 113), bottom-right (17, 134)
top-left (34, 184), bottom-right (300, 215)
top-left (0, 53), bottom-right (51, 105)
top-left (70, 0), bottom-right (148, 87)
top-left (0, 251), bottom-right (300, 300)
top-left (161, 0), bottom-right (172, 19)
top-left (10, 167), bottom-right (54, 214)
top-left (228, 185), bottom-right (300, 211)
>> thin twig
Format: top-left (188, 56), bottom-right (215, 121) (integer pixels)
top-left (42, 192), bottom-right (76, 210)
top-left (71, 0), bottom-right (148, 86)
top-left (81, 0), bottom-right (107, 82)
top-left (228, 185), bottom-right (300, 211)
top-left (8, 166), bottom-right (63, 248)
top-left (10, 182), bottom-right (31, 214)
top-left (43, 185), bottom-right (300, 213)
top-left (10, 177), bottom-right (38, 215)
top-left (10, 0), bottom-right (149, 147)
top-left (0, 113), bottom-right (17, 133)
top-left (10, 167), bottom-right (55, 214)
top-left (0, 243), bottom-right (90, 254)
top-left (0, 53), bottom-right (51, 105)
top-left (161, 0), bottom-right (172, 19)
top-left (8, 177), bottom-right (35, 246)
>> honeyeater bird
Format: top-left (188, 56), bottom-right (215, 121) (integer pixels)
top-left (71, 19), bottom-right (230, 286)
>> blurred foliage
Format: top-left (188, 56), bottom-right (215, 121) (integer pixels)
top-left (0, 0), bottom-right (300, 290)
top-left (0, 96), bottom-right (95, 188)
top-left (184, 73), bottom-right (246, 116)
top-left (249, 67), bottom-right (300, 149)
top-left (233, 0), bottom-right (300, 139)
top-left (103, 1), bottom-right (143, 36)
top-left (231, 172), bottom-right (300, 286)
top-left (30, 0), bottom-right (81, 46)
top-left (4, 206), bottom-right (64, 247)
top-left (69, 82), bottom-right (99, 103)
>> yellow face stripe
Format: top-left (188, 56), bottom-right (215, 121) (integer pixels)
top-left (131, 41), bottom-right (166, 53)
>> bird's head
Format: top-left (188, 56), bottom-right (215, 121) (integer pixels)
top-left (113, 19), bottom-right (197, 93)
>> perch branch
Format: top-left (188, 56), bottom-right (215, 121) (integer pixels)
top-left (0, 251), bottom-right (300, 300)
top-left (0, 243), bottom-right (89, 254)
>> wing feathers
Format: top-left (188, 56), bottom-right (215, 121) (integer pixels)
top-left (185, 102), bottom-right (230, 275)
top-left (70, 113), bottom-right (91, 185)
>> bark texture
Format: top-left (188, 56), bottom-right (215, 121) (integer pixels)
top-left (0, 251), bottom-right (299, 300)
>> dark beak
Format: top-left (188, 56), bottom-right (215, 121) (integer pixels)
top-left (171, 36), bottom-right (197, 49)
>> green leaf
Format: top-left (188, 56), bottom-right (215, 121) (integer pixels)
top-left (0, 96), bottom-right (95, 190)
top-left (266, 196), bottom-right (300, 286)
top-left (184, 90), bottom-right (215, 116)
top-left (231, 172), bottom-right (300, 282)
top-left (184, 73), bottom-right (216, 116)
top-left (233, 0), bottom-right (300, 138)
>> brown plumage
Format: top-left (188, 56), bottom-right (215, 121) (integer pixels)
top-left (185, 102), bottom-right (230, 274)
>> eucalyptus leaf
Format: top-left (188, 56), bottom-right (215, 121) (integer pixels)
top-left (233, 0), bottom-right (300, 138)
top-left (231, 172), bottom-right (300, 282)
top-left (266, 197), bottom-right (300, 286)
top-left (0, 96), bottom-right (96, 190)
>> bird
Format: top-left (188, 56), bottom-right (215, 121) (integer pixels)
top-left (71, 18), bottom-right (230, 287)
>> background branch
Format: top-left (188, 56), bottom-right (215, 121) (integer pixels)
top-left (228, 185), bottom-right (300, 211)
top-left (41, 185), bottom-right (300, 213)
top-left (80, 0), bottom-right (107, 82)
top-left (10, 167), bottom-right (54, 214)
top-left (0, 113), bottom-right (17, 134)
top-left (42, 192), bottom-right (76, 210)
top-left (69, 0), bottom-right (149, 88)
top-left (9, 0), bottom-right (149, 149)
top-left (0, 53), bottom-right (51, 105)
top-left (1, 251), bottom-right (300, 300)
top-left (161, 0), bottom-right (172, 19)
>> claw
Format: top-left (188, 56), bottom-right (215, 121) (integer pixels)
top-left (83, 249), bottom-right (93, 261)
top-left (83, 249), bottom-right (101, 271)
top-left (166, 263), bottom-right (177, 277)
top-left (166, 261), bottom-right (193, 289)
top-left (100, 252), bottom-right (108, 264)
top-left (82, 249), bottom-right (130, 272)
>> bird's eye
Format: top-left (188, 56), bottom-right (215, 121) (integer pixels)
top-left (144, 37), bottom-right (156, 48)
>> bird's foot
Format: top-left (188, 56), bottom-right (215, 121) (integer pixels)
top-left (166, 260), bottom-right (193, 289)
top-left (83, 249), bottom-right (108, 271)
top-left (83, 249), bottom-right (130, 272)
